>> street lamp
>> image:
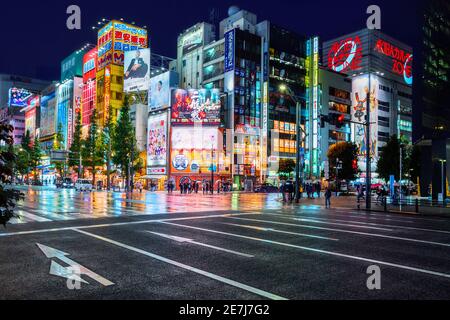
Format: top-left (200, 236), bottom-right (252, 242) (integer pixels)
top-left (279, 84), bottom-right (304, 202)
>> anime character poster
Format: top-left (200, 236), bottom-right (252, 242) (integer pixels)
top-left (171, 88), bottom-right (221, 125)
top-left (147, 113), bottom-right (168, 168)
top-left (352, 76), bottom-right (379, 169)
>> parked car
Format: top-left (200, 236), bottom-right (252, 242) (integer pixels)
top-left (75, 179), bottom-right (93, 192)
top-left (254, 183), bottom-right (279, 193)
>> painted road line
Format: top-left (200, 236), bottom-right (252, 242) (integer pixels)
top-left (161, 222), bottom-right (450, 280)
top-left (37, 243), bottom-right (114, 286)
top-left (17, 211), bottom-right (52, 222)
top-left (222, 223), bottom-right (339, 241)
top-left (147, 231), bottom-right (254, 258)
top-left (72, 228), bottom-right (286, 300)
top-left (266, 213), bottom-right (450, 235)
top-left (0, 212), bottom-right (254, 238)
top-left (291, 218), bottom-right (393, 231)
top-left (227, 217), bottom-right (450, 248)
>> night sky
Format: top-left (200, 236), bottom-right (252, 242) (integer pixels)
top-left (0, 0), bottom-right (423, 81)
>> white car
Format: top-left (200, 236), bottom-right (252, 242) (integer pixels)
top-left (75, 179), bottom-right (93, 192)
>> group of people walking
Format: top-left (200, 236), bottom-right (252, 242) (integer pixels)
top-left (280, 180), bottom-right (333, 208)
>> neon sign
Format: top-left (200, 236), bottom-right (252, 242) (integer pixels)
top-left (328, 36), bottom-right (362, 73)
top-left (374, 39), bottom-right (413, 85)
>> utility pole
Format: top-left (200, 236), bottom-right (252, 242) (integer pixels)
top-left (211, 137), bottom-right (214, 195)
top-left (295, 100), bottom-right (301, 203)
top-left (366, 75), bottom-right (372, 210)
top-left (400, 145), bottom-right (403, 211)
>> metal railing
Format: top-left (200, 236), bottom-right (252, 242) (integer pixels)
top-left (357, 196), bottom-right (450, 214)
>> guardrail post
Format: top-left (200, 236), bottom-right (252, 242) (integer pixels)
top-left (357, 197), bottom-right (361, 210)
top-left (415, 198), bottom-right (419, 213)
top-left (384, 197), bottom-right (387, 212)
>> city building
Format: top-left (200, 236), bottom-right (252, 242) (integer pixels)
top-left (176, 22), bottom-right (216, 89)
top-left (414, 0), bottom-right (450, 199)
top-left (319, 67), bottom-right (353, 178)
top-left (81, 47), bottom-right (98, 137)
top-left (96, 20), bottom-right (148, 126)
top-left (0, 74), bottom-right (50, 145)
top-left (39, 83), bottom-right (58, 151)
top-left (323, 29), bottom-right (413, 177)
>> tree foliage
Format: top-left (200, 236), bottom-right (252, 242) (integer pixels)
top-left (30, 136), bottom-right (43, 184)
top-left (81, 110), bottom-right (104, 183)
top-left (327, 142), bottom-right (360, 181)
top-left (376, 135), bottom-right (408, 181)
top-left (278, 159), bottom-right (296, 179)
top-left (111, 98), bottom-right (138, 188)
top-left (0, 123), bottom-right (24, 227)
top-left (69, 114), bottom-right (83, 174)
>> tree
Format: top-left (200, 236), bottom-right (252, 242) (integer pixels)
top-left (327, 142), bottom-right (360, 181)
top-left (52, 123), bottom-right (65, 178)
top-left (0, 123), bottom-right (24, 226)
top-left (15, 148), bottom-right (30, 179)
top-left (376, 135), bottom-right (407, 182)
top-left (69, 114), bottom-right (83, 176)
top-left (112, 97), bottom-right (138, 190)
top-left (30, 136), bottom-right (43, 184)
top-left (278, 159), bottom-right (296, 180)
top-left (21, 130), bottom-right (32, 153)
top-left (82, 110), bottom-right (104, 184)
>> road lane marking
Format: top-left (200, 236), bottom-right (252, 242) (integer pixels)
top-left (72, 228), bottom-right (286, 300)
top-left (264, 213), bottom-right (450, 235)
top-left (291, 218), bottom-right (393, 231)
top-left (161, 222), bottom-right (450, 280)
top-left (147, 231), bottom-right (254, 258)
top-left (228, 217), bottom-right (450, 248)
top-left (222, 223), bottom-right (339, 241)
top-left (0, 213), bottom-right (255, 238)
top-left (37, 243), bottom-right (114, 286)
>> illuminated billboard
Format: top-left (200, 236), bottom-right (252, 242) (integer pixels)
top-left (147, 112), bottom-right (168, 173)
top-left (149, 71), bottom-right (179, 112)
top-left (97, 20), bottom-right (148, 70)
top-left (40, 91), bottom-right (57, 138)
top-left (181, 28), bottom-right (203, 55)
top-left (323, 30), bottom-right (413, 86)
top-left (124, 48), bottom-right (150, 93)
top-left (24, 96), bottom-right (39, 141)
top-left (8, 88), bottom-right (32, 107)
top-left (170, 127), bottom-right (219, 174)
top-left (171, 88), bottom-right (221, 125)
top-left (352, 75), bottom-right (379, 168)
top-left (327, 36), bottom-right (363, 73)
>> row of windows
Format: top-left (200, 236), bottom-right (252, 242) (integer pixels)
top-left (273, 138), bottom-right (297, 154)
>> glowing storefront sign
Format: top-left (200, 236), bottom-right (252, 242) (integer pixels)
top-left (374, 39), bottom-right (413, 85)
top-left (147, 112), bottom-right (168, 170)
top-left (328, 36), bottom-right (362, 73)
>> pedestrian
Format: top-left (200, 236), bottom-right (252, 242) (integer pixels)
top-left (179, 182), bottom-right (184, 194)
top-left (316, 182), bottom-right (321, 198)
top-left (325, 188), bottom-right (332, 208)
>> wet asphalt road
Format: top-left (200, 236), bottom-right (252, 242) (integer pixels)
top-left (1, 188), bottom-right (450, 300)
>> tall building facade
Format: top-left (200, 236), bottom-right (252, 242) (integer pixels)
top-left (96, 20), bottom-right (148, 126)
top-left (323, 29), bottom-right (413, 175)
top-left (82, 47), bottom-right (98, 136)
top-left (414, 0), bottom-right (450, 199)
top-left (177, 22), bottom-right (216, 89)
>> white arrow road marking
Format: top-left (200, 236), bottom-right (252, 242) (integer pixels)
top-left (36, 243), bottom-right (114, 287)
top-left (222, 223), bottom-right (339, 241)
top-left (160, 222), bottom-right (450, 279)
top-left (228, 217), bottom-right (450, 248)
top-left (49, 260), bottom-right (89, 284)
top-left (73, 229), bottom-right (286, 300)
top-left (148, 231), bottom-right (254, 258)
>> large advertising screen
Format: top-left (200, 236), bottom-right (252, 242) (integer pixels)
top-left (171, 88), bottom-right (221, 125)
top-left (147, 112), bottom-right (168, 172)
top-left (8, 88), bottom-right (32, 107)
top-left (148, 72), bottom-right (173, 111)
top-left (25, 96), bottom-right (39, 141)
top-left (124, 48), bottom-right (150, 93)
top-left (40, 91), bottom-right (57, 138)
top-left (170, 127), bottom-right (219, 174)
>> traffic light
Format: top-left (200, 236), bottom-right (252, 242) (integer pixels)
top-left (352, 159), bottom-right (358, 171)
top-left (320, 115), bottom-right (329, 128)
top-left (336, 114), bottom-right (346, 129)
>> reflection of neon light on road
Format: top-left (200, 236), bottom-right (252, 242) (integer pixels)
top-left (332, 41), bottom-right (357, 72)
top-left (404, 54), bottom-right (413, 85)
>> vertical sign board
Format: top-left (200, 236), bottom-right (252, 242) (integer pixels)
top-left (224, 29), bottom-right (235, 73)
